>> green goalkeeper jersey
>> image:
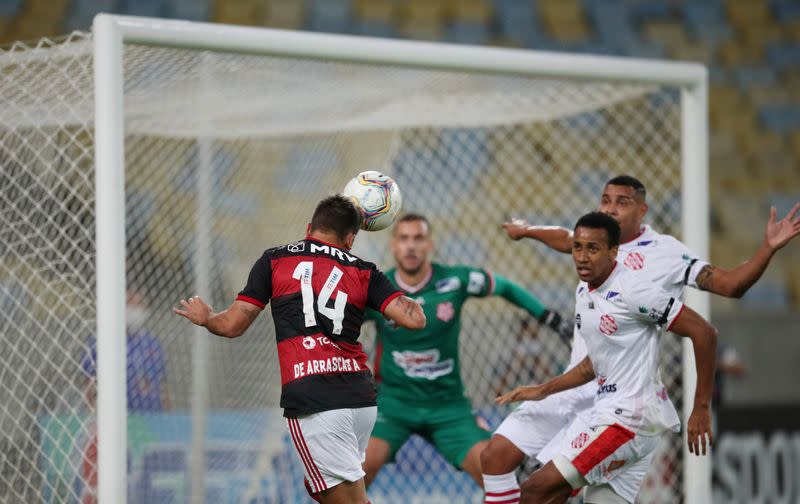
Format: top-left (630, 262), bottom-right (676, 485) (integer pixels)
top-left (367, 262), bottom-right (547, 404)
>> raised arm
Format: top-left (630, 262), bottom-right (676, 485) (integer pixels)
top-left (383, 295), bottom-right (426, 330)
top-left (502, 218), bottom-right (573, 254)
top-left (492, 273), bottom-right (573, 341)
top-left (695, 203), bottom-right (800, 298)
top-left (173, 297), bottom-right (261, 338)
top-left (667, 306), bottom-right (718, 456)
top-left (496, 356), bottom-right (595, 405)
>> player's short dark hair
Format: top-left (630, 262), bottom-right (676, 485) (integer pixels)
top-left (606, 175), bottom-right (647, 202)
top-left (310, 195), bottom-right (361, 240)
top-left (394, 213), bottom-right (432, 235)
top-left (574, 211), bottom-right (621, 248)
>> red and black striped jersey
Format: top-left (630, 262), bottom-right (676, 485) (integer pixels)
top-left (237, 236), bottom-right (402, 417)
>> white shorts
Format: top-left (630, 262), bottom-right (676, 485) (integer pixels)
top-left (286, 406), bottom-right (377, 494)
top-left (494, 384), bottom-right (594, 459)
top-left (549, 420), bottom-right (661, 503)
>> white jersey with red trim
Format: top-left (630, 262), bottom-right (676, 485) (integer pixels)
top-left (575, 263), bottom-right (684, 435)
top-left (567, 225), bottom-right (708, 369)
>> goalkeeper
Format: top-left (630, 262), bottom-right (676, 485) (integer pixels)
top-left (362, 213), bottom-right (572, 488)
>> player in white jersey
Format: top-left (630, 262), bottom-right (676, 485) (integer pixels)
top-left (480, 175), bottom-right (800, 504)
top-left (497, 212), bottom-right (717, 503)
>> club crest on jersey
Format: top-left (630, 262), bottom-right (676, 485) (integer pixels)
top-left (571, 431), bottom-right (590, 449)
top-left (435, 277), bottom-right (461, 293)
top-left (436, 301), bottom-right (455, 322)
top-left (599, 314), bottom-right (618, 335)
top-left (624, 252), bottom-right (645, 270)
top-left (287, 242), bottom-right (305, 253)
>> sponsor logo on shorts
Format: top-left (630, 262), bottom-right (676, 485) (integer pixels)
top-left (436, 301), bottom-right (455, 322)
top-left (624, 252), bottom-right (645, 270)
top-left (392, 349), bottom-right (454, 380)
top-left (602, 459), bottom-right (627, 477)
top-left (599, 314), bottom-right (617, 335)
top-left (571, 431), bottom-right (590, 449)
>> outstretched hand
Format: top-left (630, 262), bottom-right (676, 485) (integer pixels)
top-left (496, 384), bottom-right (549, 405)
top-left (764, 203), bottom-right (800, 251)
top-left (502, 218), bottom-right (530, 241)
top-left (173, 295), bottom-right (213, 327)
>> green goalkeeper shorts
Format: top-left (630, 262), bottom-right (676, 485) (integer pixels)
top-left (371, 394), bottom-right (491, 469)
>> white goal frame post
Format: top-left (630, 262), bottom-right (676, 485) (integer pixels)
top-left (92, 14), bottom-right (710, 504)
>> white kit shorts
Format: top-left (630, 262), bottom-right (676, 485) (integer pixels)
top-left (286, 406), bottom-right (377, 494)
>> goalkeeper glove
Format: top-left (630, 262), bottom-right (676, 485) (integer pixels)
top-left (539, 310), bottom-right (574, 343)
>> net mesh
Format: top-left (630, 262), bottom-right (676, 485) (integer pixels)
top-left (0, 31), bottom-right (685, 503)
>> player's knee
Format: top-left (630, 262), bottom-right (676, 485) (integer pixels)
top-left (480, 437), bottom-right (502, 472)
top-left (481, 435), bottom-right (523, 474)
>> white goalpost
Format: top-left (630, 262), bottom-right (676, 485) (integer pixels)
top-left (0, 14), bottom-right (708, 504)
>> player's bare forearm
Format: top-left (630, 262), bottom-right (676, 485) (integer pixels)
top-left (671, 306), bottom-right (717, 456)
top-left (695, 248), bottom-right (774, 299)
top-left (502, 220), bottom-right (573, 253)
top-left (496, 356), bottom-right (594, 405)
top-left (173, 298), bottom-right (260, 338)
top-left (384, 295), bottom-right (426, 330)
top-left (542, 356), bottom-right (596, 396)
top-left (668, 307), bottom-right (716, 409)
top-left (697, 203), bottom-right (800, 298)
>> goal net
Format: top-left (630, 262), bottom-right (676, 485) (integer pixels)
top-left (0, 20), bottom-right (704, 504)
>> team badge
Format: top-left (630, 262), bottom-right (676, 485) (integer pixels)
top-left (599, 314), bottom-right (618, 335)
top-left (571, 431), bottom-right (590, 449)
top-left (624, 252), bottom-right (645, 270)
top-left (436, 301), bottom-right (455, 322)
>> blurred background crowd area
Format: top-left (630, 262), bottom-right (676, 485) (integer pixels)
top-left (0, 0), bottom-right (798, 314)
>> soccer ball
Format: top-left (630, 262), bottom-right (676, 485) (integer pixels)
top-left (342, 171), bottom-right (402, 231)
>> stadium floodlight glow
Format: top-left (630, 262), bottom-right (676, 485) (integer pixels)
top-left (0, 14), bottom-right (707, 504)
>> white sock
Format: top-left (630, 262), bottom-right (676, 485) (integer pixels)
top-left (483, 472), bottom-right (520, 503)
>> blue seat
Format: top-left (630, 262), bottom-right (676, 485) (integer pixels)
top-left (771, 0), bottom-right (800, 21)
top-left (622, 39), bottom-right (666, 58)
top-left (170, 0), bottom-right (211, 21)
top-left (759, 105), bottom-right (800, 134)
top-left (584, 0), bottom-right (638, 52)
top-left (494, 0), bottom-right (542, 46)
top-left (65, 0), bottom-right (117, 30)
top-left (447, 21), bottom-right (489, 45)
top-left (119, 0), bottom-right (164, 16)
top-left (628, 0), bottom-right (674, 23)
top-left (733, 66), bottom-right (778, 90)
top-left (767, 43), bottom-right (800, 72)
top-left (0, 0), bottom-right (21, 18)
top-left (308, 0), bottom-right (352, 33)
top-left (683, 2), bottom-right (725, 30)
top-left (355, 20), bottom-right (395, 38)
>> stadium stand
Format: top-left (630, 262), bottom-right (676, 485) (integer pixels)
top-left (0, 0), bottom-right (797, 310)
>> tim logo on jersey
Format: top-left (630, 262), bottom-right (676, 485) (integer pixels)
top-left (596, 375), bottom-right (617, 396)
